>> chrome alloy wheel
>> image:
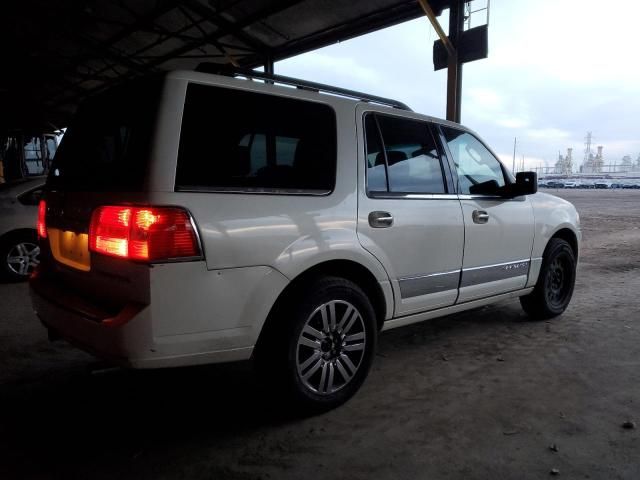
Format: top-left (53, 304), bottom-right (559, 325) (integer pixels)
top-left (296, 300), bottom-right (367, 395)
top-left (6, 242), bottom-right (40, 277)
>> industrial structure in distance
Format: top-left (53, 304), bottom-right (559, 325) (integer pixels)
top-left (553, 132), bottom-right (640, 176)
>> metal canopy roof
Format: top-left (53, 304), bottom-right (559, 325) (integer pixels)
top-left (1, 0), bottom-right (452, 131)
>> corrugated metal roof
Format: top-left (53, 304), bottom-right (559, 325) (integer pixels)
top-left (0, 0), bottom-right (451, 131)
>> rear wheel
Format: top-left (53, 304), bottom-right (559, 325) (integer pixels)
top-left (256, 277), bottom-right (377, 412)
top-left (1, 231), bottom-right (40, 281)
top-left (520, 238), bottom-right (576, 319)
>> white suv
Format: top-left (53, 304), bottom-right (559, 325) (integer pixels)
top-left (30, 67), bottom-right (580, 410)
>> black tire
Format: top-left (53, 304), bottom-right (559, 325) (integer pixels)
top-left (520, 238), bottom-right (576, 319)
top-left (0, 230), bottom-right (40, 282)
top-left (255, 276), bottom-right (377, 413)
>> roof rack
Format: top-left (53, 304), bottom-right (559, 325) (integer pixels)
top-left (195, 63), bottom-right (412, 111)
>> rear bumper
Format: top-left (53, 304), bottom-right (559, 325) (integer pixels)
top-left (31, 281), bottom-right (255, 367)
top-left (29, 261), bottom-right (288, 368)
top-left (31, 274), bottom-right (153, 367)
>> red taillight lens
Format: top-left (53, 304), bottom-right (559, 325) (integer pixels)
top-left (37, 200), bottom-right (47, 238)
top-left (89, 206), bottom-right (200, 262)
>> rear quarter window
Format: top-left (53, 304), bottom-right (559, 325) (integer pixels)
top-left (175, 84), bottom-right (337, 194)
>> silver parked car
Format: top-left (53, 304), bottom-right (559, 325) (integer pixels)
top-left (0, 177), bottom-right (45, 280)
top-left (31, 68), bottom-right (580, 410)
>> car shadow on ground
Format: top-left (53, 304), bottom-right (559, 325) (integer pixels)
top-left (0, 300), bottom-right (530, 477)
top-left (1, 360), bottom-right (299, 477)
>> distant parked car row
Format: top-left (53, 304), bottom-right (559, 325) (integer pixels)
top-left (539, 180), bottom-right (640, 189)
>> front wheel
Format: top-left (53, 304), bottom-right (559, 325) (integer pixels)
top-left (257, 277), bottom-right (377, 412)
top-left (520, 238), bottom-right (576, 319)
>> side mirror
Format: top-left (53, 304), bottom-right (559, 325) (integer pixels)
top-left (504, 171), bottom-right (537, 197)
top-left (469, 179), bottom-right (500, 195)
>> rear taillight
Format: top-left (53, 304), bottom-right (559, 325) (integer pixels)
top-left (37, 200), bottom-right (47, 238)
top-left (89, 206), bottom-right (200, 262)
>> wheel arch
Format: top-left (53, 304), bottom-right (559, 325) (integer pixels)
top-left (548, 227), bottom-right (579, 258)
top-left (0, 228), bottom-right (38, 246)
top-left (256, 259), bottom-right (389, 354)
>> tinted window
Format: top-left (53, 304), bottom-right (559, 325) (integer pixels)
top-left (48, 78), bottom-right (161, 191)
top-left (367, 115), bottom-right (445, 194)
top-left (176, 84), bottom-right (336, 193)
top-left (364, 114), bottom-right (387, 192)
top-left (441, 127), bottom-right (506, 194)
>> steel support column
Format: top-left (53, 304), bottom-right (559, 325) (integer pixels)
top-left (419, 0), bottom-right (466, 123)
top-left (447, 0), bottom-right (465, 123)
top-left (264, 54), bottom-right (275, 75)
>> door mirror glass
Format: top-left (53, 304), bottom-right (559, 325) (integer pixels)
top-left (506, 171), bottom-right (538, 196)
top-left (469, 172), bottom-right (537, 197)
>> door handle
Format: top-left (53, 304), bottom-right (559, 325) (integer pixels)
top-left (369, 211), bottom-right (394, 228)
top-left (472, 210), bottom-right (489, 224)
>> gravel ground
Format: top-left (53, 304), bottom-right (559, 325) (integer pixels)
top-left (1, 189), bottom-right (639, 480)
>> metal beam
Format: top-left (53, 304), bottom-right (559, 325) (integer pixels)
top-left (69, 1), bottom-right (180, 73)
top-left (419, 0), bottom-right (464, 123)
top-left (177, 4), bottom-right (240, 67)
top-left (448, 0), bottom-right (465, 123)
top-left (241, 1), bottom-right (423, 67)
top-left (417, 0), bottom-right (455, 56)
top-left (46, 7), bottom-right (213, 109)
top-left (39, 1), bottom-right (180, 106)
top-left (130, 0), bottom-right (304, 72)
top-left (181, 0), bottom-right (269, 54)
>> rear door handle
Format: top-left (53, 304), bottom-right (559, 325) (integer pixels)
top-left (472, 210), bottom-right (489, 224)
top-left (369, 211), bottom-right (394, 228)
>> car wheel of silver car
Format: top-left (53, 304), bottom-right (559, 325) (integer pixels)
top-left (1, 231), bottom-right (40, 282)
top-left (257, 276), bottom-right (377, 412)
top-left (295, 299), bottom-right (368, 396)
top-left (520, 238), bottom-right (576, 319)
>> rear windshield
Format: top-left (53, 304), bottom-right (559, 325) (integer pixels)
top-left (48, 78), bottom-right (162, 191)
top-left (176, 84), bottom-right (337, 194)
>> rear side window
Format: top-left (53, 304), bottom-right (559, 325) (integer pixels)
top-left (364, 114), bottom-right (388, 192)
top-left (364, 113), bottom-right (446, 195)
top-left (176, 84), bottom-right (337, 194)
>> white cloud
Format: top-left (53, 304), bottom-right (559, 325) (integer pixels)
top-left (525, 128), bottom-right (571, 140)
top-left (467, 87), bottom-right (503, 110)
top-left (496, 117), bottom-right (530, 129)
top-left (276, 0), bottom-right (640, 165)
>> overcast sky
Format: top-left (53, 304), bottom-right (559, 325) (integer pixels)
top-left (276, 0), bottom-right (640, 171)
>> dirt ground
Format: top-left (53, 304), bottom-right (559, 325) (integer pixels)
top-left (1, 189), bottom-right (639, 480)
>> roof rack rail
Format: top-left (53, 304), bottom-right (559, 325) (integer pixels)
top-left (195, 63), bottom-right (412, 111)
